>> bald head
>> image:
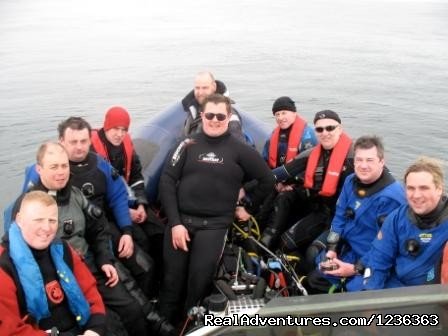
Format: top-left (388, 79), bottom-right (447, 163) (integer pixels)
top-left (36, 142), bottom-right (67, 165)
top-left (194, 71), bottom-right (217, 104)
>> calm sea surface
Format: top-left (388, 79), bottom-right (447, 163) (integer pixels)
top-left (1, 0), bottom-right (447, 228)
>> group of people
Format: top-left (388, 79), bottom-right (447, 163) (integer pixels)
top-left (2, 110), bottom-right (172, 334)
top-left (0, 70), bottom-right (447, 335)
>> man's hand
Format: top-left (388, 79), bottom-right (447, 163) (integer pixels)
top-left (82, 330), bottom-right (100, 336)
top-left (118, 234), bottom-right (134, 258)
top-left (101, 264), bottom-right (119, 287)
top-left (172, 225), bottom-right (190, 252)
top-left (275, 182), bottom-right (293, 193)
top-left (238, 187), bottom-right (246, 200)
top-left (323, 257), bottom-right (356, 277)
top-left (130, 204), bottom-right (147, 224)
top-left (235, 206), bottom-right (251, 222)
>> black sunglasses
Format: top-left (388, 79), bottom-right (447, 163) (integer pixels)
top-left (315, 125), bottom-right (339, 133)
top-left (204, 112), bottom-right (227, 121)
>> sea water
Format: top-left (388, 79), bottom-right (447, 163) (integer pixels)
top-left (1, 0), bottom-right (447, 230)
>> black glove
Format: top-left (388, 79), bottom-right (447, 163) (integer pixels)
top-left (326, 231), bottom-right (340, 252)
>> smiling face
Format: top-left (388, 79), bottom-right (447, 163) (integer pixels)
top-left (274, 110), bottom-right (297, 130)
top-left (314, 118), bottom-right (342, 150)
top-left (16, 194), bottom-right (58, 250)
top-left (354, 146), bottom-right (385, 184)
top-left (36, 143), bottom-right (70, 191)
top-left (406, 171), bottom-right (443, 215)
top-left (201, 102), bottom-right (230, 137)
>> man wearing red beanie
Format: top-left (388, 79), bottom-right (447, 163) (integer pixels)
top-left (92, 106), bottom-right (146, 223)
top-left (91, 106), bottom-right (166, 299)
top-left (103, 106), bottom-right (131, 132)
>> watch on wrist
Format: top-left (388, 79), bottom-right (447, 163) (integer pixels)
top-left (46, 327), bottom-right (59, 336)
top-left (236, 197), bottom-right (252, 209)
top-left (354, 260), bottom-right (365, 275)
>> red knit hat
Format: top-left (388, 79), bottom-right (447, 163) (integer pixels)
top-left (103, 106), bottom-right (131, 131)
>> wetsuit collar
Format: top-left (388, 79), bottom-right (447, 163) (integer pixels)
top-left (409, 195), bottom-right (448, 229)
top-left (353, 168), bottom-right (395, 198)
top-left (35, 179), bottom-right (71, 206)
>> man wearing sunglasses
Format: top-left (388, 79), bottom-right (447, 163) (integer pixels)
top-left (268, 110), bottom-right (354, 269)
top-left (181, 71), bottom-right (245, 142)
top-left (158, 93), bottom-right (274, 327)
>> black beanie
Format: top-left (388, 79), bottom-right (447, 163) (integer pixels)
top-left (313, 110), bottom-right (341, 124)
top-left (272, 96), bottom-right (296, 114)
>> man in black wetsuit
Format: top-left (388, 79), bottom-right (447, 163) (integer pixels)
top-left (158, 93), bottom-right (275, 325)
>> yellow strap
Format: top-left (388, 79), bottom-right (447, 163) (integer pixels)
top-left (232, 216), bottom-right (260, 240)
top-left (285, 255), bottom-right (300, 262)
top-left (232, 222), bottom-right (250, 239)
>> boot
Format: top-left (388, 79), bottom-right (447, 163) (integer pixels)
top-left (146, 302), bottom-right (176, 336)
top-left (260, 227), bottom-right (279, 250)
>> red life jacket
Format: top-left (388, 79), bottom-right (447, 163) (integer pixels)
top-left (440, 242), bottom-right (448, 284)
top-left (303, 133), bottom-right (352, 197)
top-left (91, 129), bottom-right (134, 183)
top-left (268, 116), bottom-right (306, 168)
